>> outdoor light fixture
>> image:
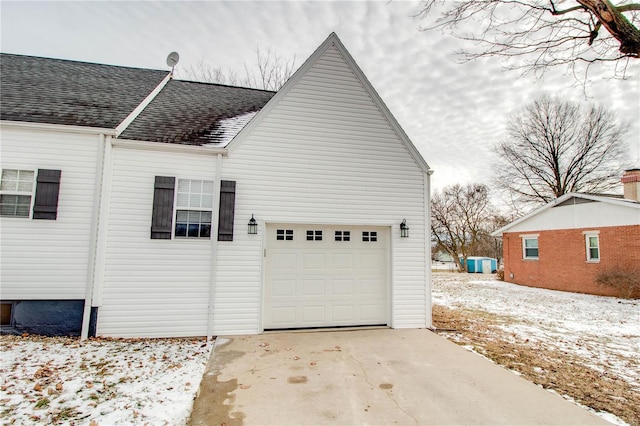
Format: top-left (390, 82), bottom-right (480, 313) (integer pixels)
top-left (248, 214), bottom-right (258, 235)
top-left (400, 219), bottom-right (409, 238)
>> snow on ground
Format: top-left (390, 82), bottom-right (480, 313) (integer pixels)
top-left (0, 336), bottom-right (211, 425)
top-left (432, 272), bottom-right (640, 392)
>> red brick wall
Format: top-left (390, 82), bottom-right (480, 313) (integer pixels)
top-left (502, 225), bottom-right (640, 297)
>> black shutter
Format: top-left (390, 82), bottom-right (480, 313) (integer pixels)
top-left (218, 180), bottom-right (236, 241)
top-left (151, 176), bottom-right (175, 239)
top-left (33, 169), bottom-right (61, 220)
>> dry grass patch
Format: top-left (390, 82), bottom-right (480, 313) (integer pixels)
top-left (432, 304), bottom-right (640, 425)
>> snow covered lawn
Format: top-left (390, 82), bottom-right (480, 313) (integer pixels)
top-left (0, 336), bottom-right (211, 425)
top-left (432, 272), bottom-right (639, 425)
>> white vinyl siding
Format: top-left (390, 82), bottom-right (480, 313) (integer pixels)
top-left (0, 127), bottom-right (99, 299)
top-left (97, 147), bottom-right (219, 338)
top-left (217, 45), bottom-right (428, 334)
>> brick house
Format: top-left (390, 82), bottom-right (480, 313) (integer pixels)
top-left (492, 169), bottom-right (640, 297)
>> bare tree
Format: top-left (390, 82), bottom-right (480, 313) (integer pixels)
top-left (180, 59), bottom-right (240, 86)
top-left (431, 184), bottom-right (500, 272)
top-left (495, 95), bottom-right (629, 205)
top-left (243, 47), bottom-right (297, 91)
top-left (178, 47), bottom-right (296, 91)
top-left (417, 0), bottom-right (640, 80)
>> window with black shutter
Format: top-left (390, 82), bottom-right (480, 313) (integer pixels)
top-left (33, 169), bottom-right (61, 220)
top-left (218, 180), bottom-right (236, 241)
top-left (150, 176), bottom-right (175, 239)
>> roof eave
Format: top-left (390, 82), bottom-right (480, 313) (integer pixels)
top-left (1, 119), bottom-right (117, 136)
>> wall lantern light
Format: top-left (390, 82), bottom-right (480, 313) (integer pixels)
top-left (400, 219), bottom-right (409, 238)
top-left (248, 214), bottom-right (258, 235)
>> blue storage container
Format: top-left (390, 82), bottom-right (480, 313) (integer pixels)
top-left (466, 257), bottom-right (497, 273)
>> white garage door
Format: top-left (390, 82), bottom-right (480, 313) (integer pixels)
top-left (264, 224), bottom-right (389, 329)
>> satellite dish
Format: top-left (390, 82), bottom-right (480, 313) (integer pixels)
top-left (166, 52), bottom-right (180, 68)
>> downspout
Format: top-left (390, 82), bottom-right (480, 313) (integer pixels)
top-left (81, 133), bottom-right (106, 340)
top-left (424, 169), bottom-right (434, 329)
top-left (207, 153), bottom-right (223, 341)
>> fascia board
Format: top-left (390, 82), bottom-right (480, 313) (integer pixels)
top-left (490, 192), bottom-right (640, 236)
top-left (112, 138), bottom-right (227, 156)
top-left (1, 119), bottom-right (116, 136)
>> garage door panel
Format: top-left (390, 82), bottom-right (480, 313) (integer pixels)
top-left (272, 252), bottom-right (298, 269)
top-left (361, 304), bottom-right (385, 320)
top-left (302, 279), bottom-right (326, 296)
top-left (331, 305), bottom-right (354, 322)
top-left (302, 306), bottom-right (325, 323)
top-left (271, 307), bottom-right (296, 324)
top-left (331, 279), bottom-right (355, 295)
top-left (303, 253), bottom-right (326, 268)
top-left (332, 253), bottom-right (354, 268)
top-left (265, 224), bottom-right (389, 329)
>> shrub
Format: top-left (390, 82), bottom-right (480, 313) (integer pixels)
top-left (496, 269), bottom-right (505, 281)
top-left (595, 264), bottom-right (640, 299)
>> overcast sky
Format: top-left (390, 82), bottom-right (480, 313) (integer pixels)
top-left (2, 1), bottom-right (638, 194)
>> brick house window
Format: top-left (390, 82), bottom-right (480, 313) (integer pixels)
top-left (522, 235), bottom-right (539, 259)
top-left (584, 232), bottom-right (600, 262)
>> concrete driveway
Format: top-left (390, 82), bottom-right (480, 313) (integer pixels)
top-left (188, 329), bottom-right (610, 425)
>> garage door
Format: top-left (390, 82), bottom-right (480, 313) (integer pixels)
top-left (264, 224), bottom-right (389, 329)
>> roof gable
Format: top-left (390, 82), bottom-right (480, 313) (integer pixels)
top-left (0, 53), bottom-right (168, 129)
top-left (226, 33), bottom-right (431, 174)
top-left (492, 193), bottom-right (640, 236)
top-left (119, 80), bottom-right (274, 145)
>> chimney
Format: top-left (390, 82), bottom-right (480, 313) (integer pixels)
top-left (621, 169), bottom-right (640, 202)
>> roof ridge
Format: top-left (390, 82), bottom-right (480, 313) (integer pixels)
top-left (170, 78), bottom-right (276, 94)
top-left (0, 52), bottom-right (168, 74)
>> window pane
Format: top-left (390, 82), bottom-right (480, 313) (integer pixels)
top-left (176, 210), bottom-right (188, 222)
top-left (188, 223), bottom-right (200, 237)
top-left (590, 248), bottom-right (599, 259)
top-left (0, 194), bottom-right (31, 217)
top-left (200, 224), bottom-right (211, 238)
top-left (190, 193), bottom-right (201, 208)
top-left (589, 237), bottom-right (598, 248)
top-left (178, 179), bottom-right (190, 192)
top-left (177, 193), bottom-right (189, 207)
top-left (175, 223), bottom-right (187, 237)
top-left (202, 180), bottom-right (214, 194)
top-left (188, 210), bottom-right (201, 222)
top-left (201, 211), bottom-right (212, 222)
top-left (201, 194), bottom-right (214, 209)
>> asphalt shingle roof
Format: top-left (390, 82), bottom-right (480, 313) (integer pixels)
top-left (119, 80), bottom-right (275, 145)
top-left (1, 53), bottom-right (169, 128)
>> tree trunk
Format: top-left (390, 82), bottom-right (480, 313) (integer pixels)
top-left (578, 0), bottom-right (640, 56)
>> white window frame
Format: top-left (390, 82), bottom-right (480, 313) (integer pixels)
top-left (583, 231), bottom-right (600, 262)
top-left (173, 178), bottom-right (215, 239)
top-left (521, 234), bottom-right (539, 260)
top-left (0, 168), bottom-right (35, 218)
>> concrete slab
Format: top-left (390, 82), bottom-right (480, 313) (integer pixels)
top-left (188, 329), bottom-right (611, 425)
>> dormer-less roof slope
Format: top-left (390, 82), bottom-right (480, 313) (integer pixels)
top-left (0, 53), bottom-right (168, 129)
top-left (119, 80), bottom-right (274, 145)
top-left (491, 192), bottom-right (640, 237)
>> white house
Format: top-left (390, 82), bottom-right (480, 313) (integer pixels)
top-left (1, 33), bottom-right (433, 339)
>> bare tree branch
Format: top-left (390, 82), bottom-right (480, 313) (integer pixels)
top-left (431, 184), bottom-right (504, 271)
top-left (494, 95), bottom-right (629, 205)
top-left (177, 47), bottom-right (296, 91)
top-left (417, 0), bottom-right (640, 81)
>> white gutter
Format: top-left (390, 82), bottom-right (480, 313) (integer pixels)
top-left (87, 136), bottom-right (115, 331)
top-left (207, 153), bottom-right (223, 341)
top-left (0, 120), bottom-right (116, 136)
top-left (80, 133), bottom-right (107, 340)
top-left (115, 71), bottom-right (173, 137)
top-left (424, 169), bottom-right (434, 329)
